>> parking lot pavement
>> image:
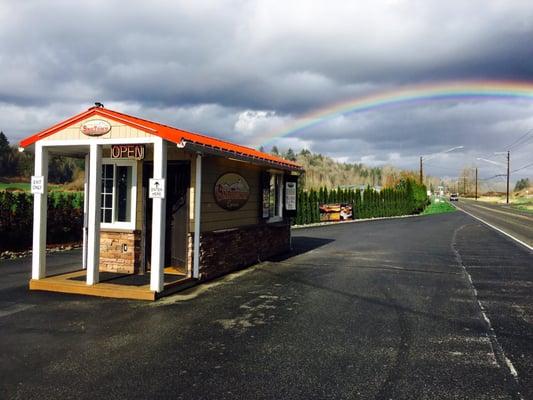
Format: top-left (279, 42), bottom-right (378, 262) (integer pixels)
top-left (0, 212), bottom-right (531, 399)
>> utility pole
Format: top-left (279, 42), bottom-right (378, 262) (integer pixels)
top-left (475, 167), bottom-right (478, 200)
top-left (463, 176), bottom-right (466, 197)
top-left (419, 156), bottom-right (423, 184)
top-left (506, 150), bottom-right (510, 204)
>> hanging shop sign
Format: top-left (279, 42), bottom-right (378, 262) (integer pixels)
top-left (80, 119), bottom-right (112, 136)
top-left (214, 173), bottom-right (250, 210)
top-left (319, 203), bottom-right (353, 222)
top-left (111, 144), bottom-right (145, 160)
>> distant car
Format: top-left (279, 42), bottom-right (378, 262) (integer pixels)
top-left (449, 193), bottom-right (459, 202)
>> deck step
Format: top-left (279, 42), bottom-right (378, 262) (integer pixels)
top-left (30, 279), bottom-right (156, 301)
top-left (159, 278), bottom-right (197, 298)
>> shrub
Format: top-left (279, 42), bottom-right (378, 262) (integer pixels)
top-left (0, 191), bottom-right (84, 251)
top-left (294, 179), bottom-right (429, 225)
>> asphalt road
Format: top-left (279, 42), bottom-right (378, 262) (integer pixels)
top-left (454, 198), bottom-right (533, 248)
top-left (0, 212), bottom-right (532, 400)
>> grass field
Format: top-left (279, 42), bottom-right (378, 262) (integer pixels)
top-left (511, 197), bottom-right (533, 213)
top-left (0, 182), bottom-right (31, 191)
top-left (477, 191), bottom-right (533, 213)
top-left (422, 197), bottom-right (456, 215)
top-left (0, 182), bottom-right (68, 192)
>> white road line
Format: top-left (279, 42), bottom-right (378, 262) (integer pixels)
top-left (0, 303), bottom-right (35, 318)
top-left (451, 225), bottom-right (525, 400)
top-left (453, 204), bottom-right (533, 252)
top-left (462, 202), bottom-right (532, 221)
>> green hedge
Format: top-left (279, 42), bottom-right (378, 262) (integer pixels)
top-left (294, 180), bottom-right (429, 225)
top-left (0, 191), bottom-right (84, 251)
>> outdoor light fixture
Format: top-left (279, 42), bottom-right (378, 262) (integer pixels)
top-left (420, 145), bottom-right (464, 183)
top-left (476, 157), bottom-right (505, 167)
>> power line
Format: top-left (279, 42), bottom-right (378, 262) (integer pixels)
top-left (506, 128), bottom-right (533, 150)
top-left (473, 128), bottom-right (533, 164)
top-left (479, 173), bottom-right (506, 181)
top-left (511, 161), bottom-right (533, 173)
top-left (509, 135), bottom-right (533, 152)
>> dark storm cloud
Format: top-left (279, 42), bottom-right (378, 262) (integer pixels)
top-left (1, 0), bottom-right (533, 180)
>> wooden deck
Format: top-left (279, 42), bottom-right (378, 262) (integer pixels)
top-left (29, 269), bottom-right (196, 301)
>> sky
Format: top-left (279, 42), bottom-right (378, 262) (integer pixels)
top-left (1, 0), bottom-right (533, 185)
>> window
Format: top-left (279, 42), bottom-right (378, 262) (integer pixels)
top-left (268, 172), bottom-right (283, 222)
top-left (101, 164), bottom-right (114, 223)
top-left (100, 160), bottom-right (137, 229)
top-left (116, 165), bottom-right (132, 222)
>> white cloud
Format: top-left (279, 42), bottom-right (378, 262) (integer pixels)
top-left (234, 110), bottom-right (276, 136)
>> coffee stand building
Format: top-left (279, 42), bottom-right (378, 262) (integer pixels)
top-left (20, 105), bottom-right (302, 300)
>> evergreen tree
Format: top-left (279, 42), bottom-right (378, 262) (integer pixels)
top-left (322, 187), bottom-right (328, 205)
top-left (0, 131), bottom-right (14, 176)
top-left (313, 190), bottom-right (321, 222)
top-left (285, 148), bottom-right (297, 161)
top-left (296, 190), bottom-right (304, 225)
top-left (301, 191), bottom-right (309, 225)
top-left (354, 189), bottom-right (362, 219)
top-left (515, 178), bottom-right (530, 191)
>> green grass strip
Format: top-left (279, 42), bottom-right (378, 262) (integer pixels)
top-left (421, 198), bottom-right (456, 215)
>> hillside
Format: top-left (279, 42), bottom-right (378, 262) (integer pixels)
top-left (272, 148), bottom-right (441, 191)
top-left (294, 150), bottom-right (383, 189)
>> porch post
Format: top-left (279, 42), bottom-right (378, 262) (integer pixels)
top-left (150, 138), bottom-right (167, 292)
top-left (86, 143), bottom-right (102, 285)
top-left (31, 143), bottom-right (48, 280)
top-left (193, 153), bottom-right (202, 279)
top-left (82, 154), bottom-right (89, 270)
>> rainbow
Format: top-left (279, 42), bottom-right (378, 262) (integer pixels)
top-left (257, 80), bottom-right (533, 147)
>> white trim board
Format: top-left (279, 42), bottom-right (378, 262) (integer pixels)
top-left (40, 137), bottom-right (158, 147)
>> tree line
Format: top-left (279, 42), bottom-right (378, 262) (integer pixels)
top-left (294, 178), bottom-right (428, 225)
top-left (263, 145), bottom-right (445, 192)
top-left (0, 131), bottom-right (82, 183)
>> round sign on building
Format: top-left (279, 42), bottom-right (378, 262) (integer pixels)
top-left (214, 173), bottom-right (250, 210)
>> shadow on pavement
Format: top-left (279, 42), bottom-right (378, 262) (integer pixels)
top-left (268, 236), bottom-right (335, 262)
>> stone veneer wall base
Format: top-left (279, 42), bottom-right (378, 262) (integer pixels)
top-left (99, 230), bottom-right (142, 274)
top-left (197, 223), bottom-right (290, 281)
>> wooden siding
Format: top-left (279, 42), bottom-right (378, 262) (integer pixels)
top-left (198, 156), bottom-right (261, 232)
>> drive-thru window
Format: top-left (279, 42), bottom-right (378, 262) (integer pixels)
top-left (19, 105), bottom-right (302, 300)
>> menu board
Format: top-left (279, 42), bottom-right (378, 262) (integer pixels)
top-left (285, 181), bottom-right (297, 210)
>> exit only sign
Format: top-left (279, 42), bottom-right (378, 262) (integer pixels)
top-left (111, 144), bottom-right (145, 160)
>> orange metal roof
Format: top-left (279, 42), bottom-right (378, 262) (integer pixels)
top-left (19, 107), bottom-right (302, 171)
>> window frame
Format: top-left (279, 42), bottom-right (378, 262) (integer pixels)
top-left (267, 171), bottom-right (284, 223)
top-left (100, 158), bottom-right (137, 230)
